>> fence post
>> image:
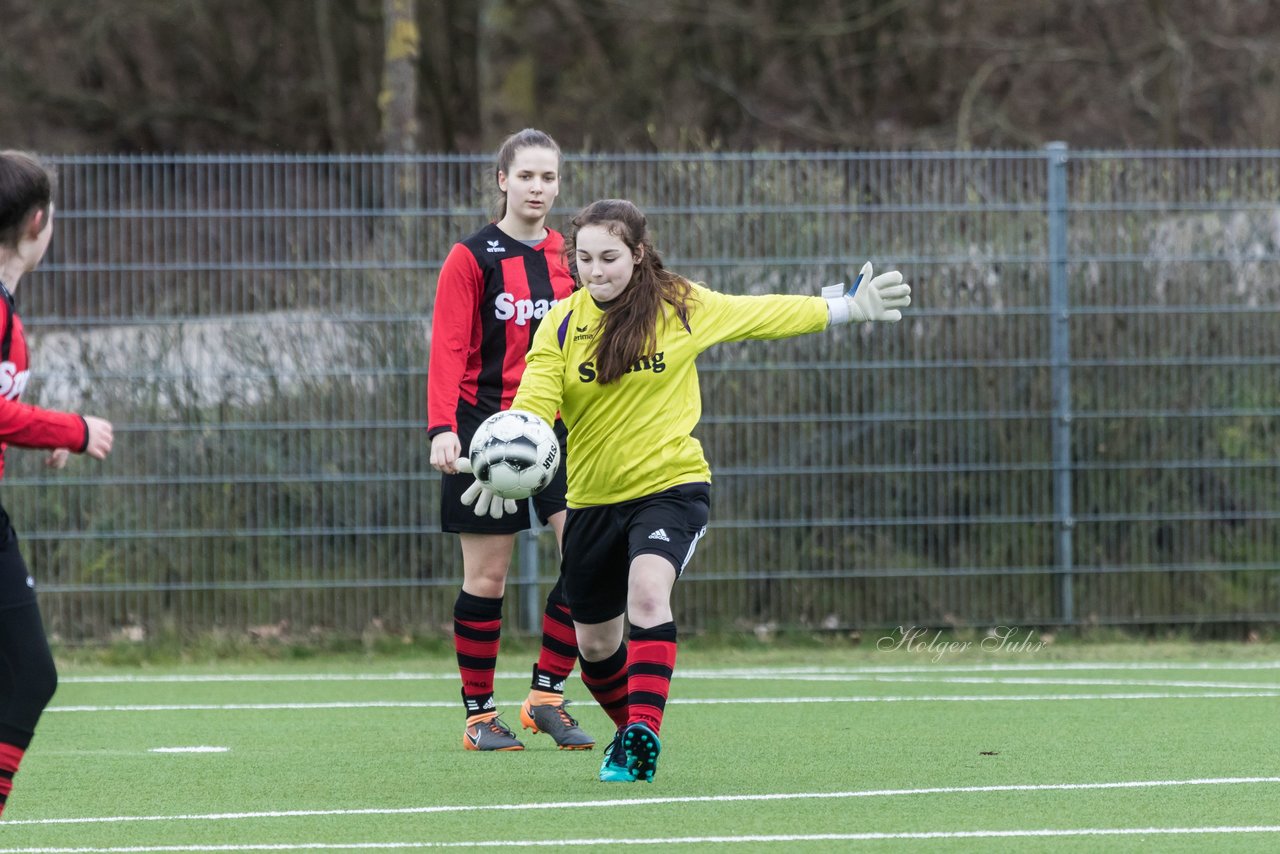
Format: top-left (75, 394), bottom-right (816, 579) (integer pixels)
top-left (518, 523), bottom-right (541, 633)
top-left (1045, 142), bottom-right (1074, 624)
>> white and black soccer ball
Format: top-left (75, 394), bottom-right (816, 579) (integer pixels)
top-left (468, 409), bottom-right (560, 500)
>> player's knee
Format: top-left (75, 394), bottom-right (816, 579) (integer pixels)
top-left (626, 592), bottom-right (671, 626)
top-left (577, 635), bottom-right (618, 661)
top-left (462, 563), bottom-right (509, 598)
top-left (467, 577), bottom-right (506, 598)
top-left (573, 618), bottom-right (623, 661)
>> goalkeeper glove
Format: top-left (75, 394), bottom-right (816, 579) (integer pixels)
top-left (454, 457), bottom-right (518, 519)
top-left (824, 261), bottom-right (912, 324)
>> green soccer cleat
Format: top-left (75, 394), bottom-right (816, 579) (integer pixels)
top-left (598, 731), bottom-right (635, 782)
top-left (621, 721), bottom-right (661, 783)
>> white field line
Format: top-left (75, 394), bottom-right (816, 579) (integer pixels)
top-left (869, 675), bottom-right (1280, 690)
top-left (57, 661), bottom-right (1280, 684)
top-left (673, 691), bottom-right (1280, 704)
top-left (62, 673), bottom-right (475, 684)
top-left (681, 661), bottom-right (1280, 674)
top-left (626, 673), bottom-right (1280, 690)
top-left (8, 827), bottom-right (1280, 851)
top-left (4, 776), bottom-right (1278, 828)
top-left (43, 691), bottom-right (1280, 714)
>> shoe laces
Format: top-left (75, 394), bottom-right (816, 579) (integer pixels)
top-left (551, 701), bottom-right (579, 728)
top-left (605, 733), bottom-right (626, 764)
top-left (481, 715), bottom-right (516, 737)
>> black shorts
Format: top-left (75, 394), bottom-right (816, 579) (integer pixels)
top-left (439, 399), bottom-right (569, 535)
top-left (0, 505), bottom-right (36, 612)
top-left (561, 482), bottom-right (710, 624)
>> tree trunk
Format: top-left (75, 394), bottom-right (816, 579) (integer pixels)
top-left (477, 0), bottom-right (537, 144)
top-left (380, 0), bottom-right (419, 153)
top-left (315, 0), bottom-right (349, 150)
top-left (476, 0), bottom-right (502, 145)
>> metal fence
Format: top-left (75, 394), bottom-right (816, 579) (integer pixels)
top-left (10, 147), bottom-right (1280, 643)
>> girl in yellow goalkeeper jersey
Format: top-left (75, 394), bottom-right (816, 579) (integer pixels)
top-left (495, 198), bottom-right (910, 783)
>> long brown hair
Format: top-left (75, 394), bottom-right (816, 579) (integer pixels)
top-left (493, 128), bottom-right (561, 219)
top-left (0, 151), bottom-right (55, 250)
top-left (568, 199), bottom-right (698, 384)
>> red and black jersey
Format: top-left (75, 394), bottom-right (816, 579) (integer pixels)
top-left (0, 283), bottom-right (89, 479)
top-left (426, 223), bottom-right (575, 436)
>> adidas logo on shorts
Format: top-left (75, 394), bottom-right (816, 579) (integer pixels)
top-left (648, 528), bottom-right (670, 542)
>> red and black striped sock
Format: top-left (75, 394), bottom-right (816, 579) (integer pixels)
top-left (454, 590), bottom-right (503, 718)
top-left (531, 598), bottom-right (577, 695)
top-left (0, 743), bottom-right (24, 818)
top-left (627, 622), bottom-right (678, 734)
top-left (579, 642), bottom-right (629, 730)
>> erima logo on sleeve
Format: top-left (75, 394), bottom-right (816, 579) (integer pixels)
top-left (485, 240), bottom-right (506, 254)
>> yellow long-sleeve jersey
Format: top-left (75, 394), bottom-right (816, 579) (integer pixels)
top-left (511, 282), bottom-right (830, 507)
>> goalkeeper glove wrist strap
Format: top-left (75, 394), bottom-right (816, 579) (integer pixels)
top-left (826, 296), bottom-right (853, 326)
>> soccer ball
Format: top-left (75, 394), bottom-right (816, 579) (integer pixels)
top-left (469, 409), bottom-right (560, 500)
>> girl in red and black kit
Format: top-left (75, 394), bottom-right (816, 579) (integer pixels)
top-left (427, 129), bottom-right (592, 751)
top-left (0, 151), bottom-right (114, 817)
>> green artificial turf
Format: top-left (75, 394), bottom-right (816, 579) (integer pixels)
top-left (2, 642), bottom-right (1279, 852)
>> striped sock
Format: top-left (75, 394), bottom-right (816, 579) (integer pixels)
top-left (531, 599), bottom-right (577, 695)
top-left (579, 643), bottom-right (629, 730)
top-left (627, 622), bottom-right (678, 734)
top-left (0, 743), bottom-right (24, 818)
top-left (453, 591), bottom-right (503, 718)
